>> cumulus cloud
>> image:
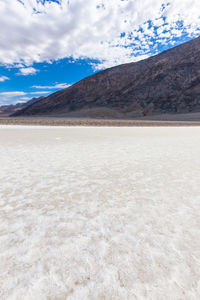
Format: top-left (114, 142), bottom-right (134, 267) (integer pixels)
top-left (32, 83), bottom-right (71, 89)
top-left (18, 67), bottom-right (38, 75)
top-left (0, 76), bottom-right (9, 82)
top-left (0, 0), bottom-right (199, 69)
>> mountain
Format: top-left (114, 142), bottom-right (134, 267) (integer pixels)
top-left (0, 97), bottom-right (44, 116)
top-left (13, 37), bottom-right (200, 118)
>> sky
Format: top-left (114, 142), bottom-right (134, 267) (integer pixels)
top-left (0, 0), bottom-right (199, 106)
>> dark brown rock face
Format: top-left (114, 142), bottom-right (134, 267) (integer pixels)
top-left (13, 36), bottom-right (200, 118)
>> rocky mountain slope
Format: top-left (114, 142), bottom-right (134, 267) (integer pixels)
top-left (0, 97), bottom-right (43, 116)
top-left (13, 37), bottom-right (200, 118)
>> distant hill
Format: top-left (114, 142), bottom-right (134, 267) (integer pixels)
top-left (0, 97), bottom-right (44, 116)
top-left (13, 37), bottom-right (200, 118)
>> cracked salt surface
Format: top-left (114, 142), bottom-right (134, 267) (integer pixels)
top-left (0, 126), bottom-right (200, 299)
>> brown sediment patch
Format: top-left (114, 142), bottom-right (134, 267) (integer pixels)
top-left (1, 117), bottom-right (200, 127)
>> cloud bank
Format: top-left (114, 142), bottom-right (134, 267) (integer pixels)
top-left (0, 0), bottom-right (199, 69)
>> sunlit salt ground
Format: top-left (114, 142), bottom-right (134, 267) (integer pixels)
top-left (0, 126), bottom-right (200, 300)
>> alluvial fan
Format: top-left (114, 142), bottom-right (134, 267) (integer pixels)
top-left (0, 126), bottom-right (200, 299)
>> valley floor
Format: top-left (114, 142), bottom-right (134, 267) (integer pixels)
top-left (1, 112), bottom-right (200, 127)
top-left (0, 126), bottom-right (200, 299)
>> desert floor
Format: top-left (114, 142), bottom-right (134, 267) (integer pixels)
top-left (1, 116), bottom-right (200, 126)
top-left (0, 126), bottom-right (200, 299)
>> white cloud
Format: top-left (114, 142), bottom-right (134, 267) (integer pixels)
top-left (0, 0), bottom-right (199, 69)
top-left (0, 90), bottom-right (50, 99)
top-left (18, 67), bottom-right (38, 75)
top-left (32, 83), bottom-right (70, 89)
top-left (0, 91), bottom-right (27, 105)
top-left (0, 76), bottom-right (9, 82)
top-left (19, 97), bottom-right (33, 101)
top-left (29, 91), bottom-right (51, 95)
top-left (13, 100), bottom-right (28, 104)
top-left (0, 90), bottom-right (49, 105)
top-left (0, 91), bottom-right (26, 96)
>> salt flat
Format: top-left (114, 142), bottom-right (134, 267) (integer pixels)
top-left (0, 126), bottom-right (200, 300)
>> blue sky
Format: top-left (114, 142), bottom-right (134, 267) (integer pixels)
top-left (0, 58), bottom-right (96, 105)
top-left (0, 0), bottom-right (199, 105)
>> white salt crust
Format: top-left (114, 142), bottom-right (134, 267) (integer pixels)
top-left (0, 126), bottom-right (200, 299)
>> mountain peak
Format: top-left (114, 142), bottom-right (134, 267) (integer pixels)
top-left (13, 37), bottom-right (200, 118)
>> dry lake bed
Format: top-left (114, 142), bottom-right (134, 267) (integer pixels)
top-left (0, 126), bottom-right (200, 299)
